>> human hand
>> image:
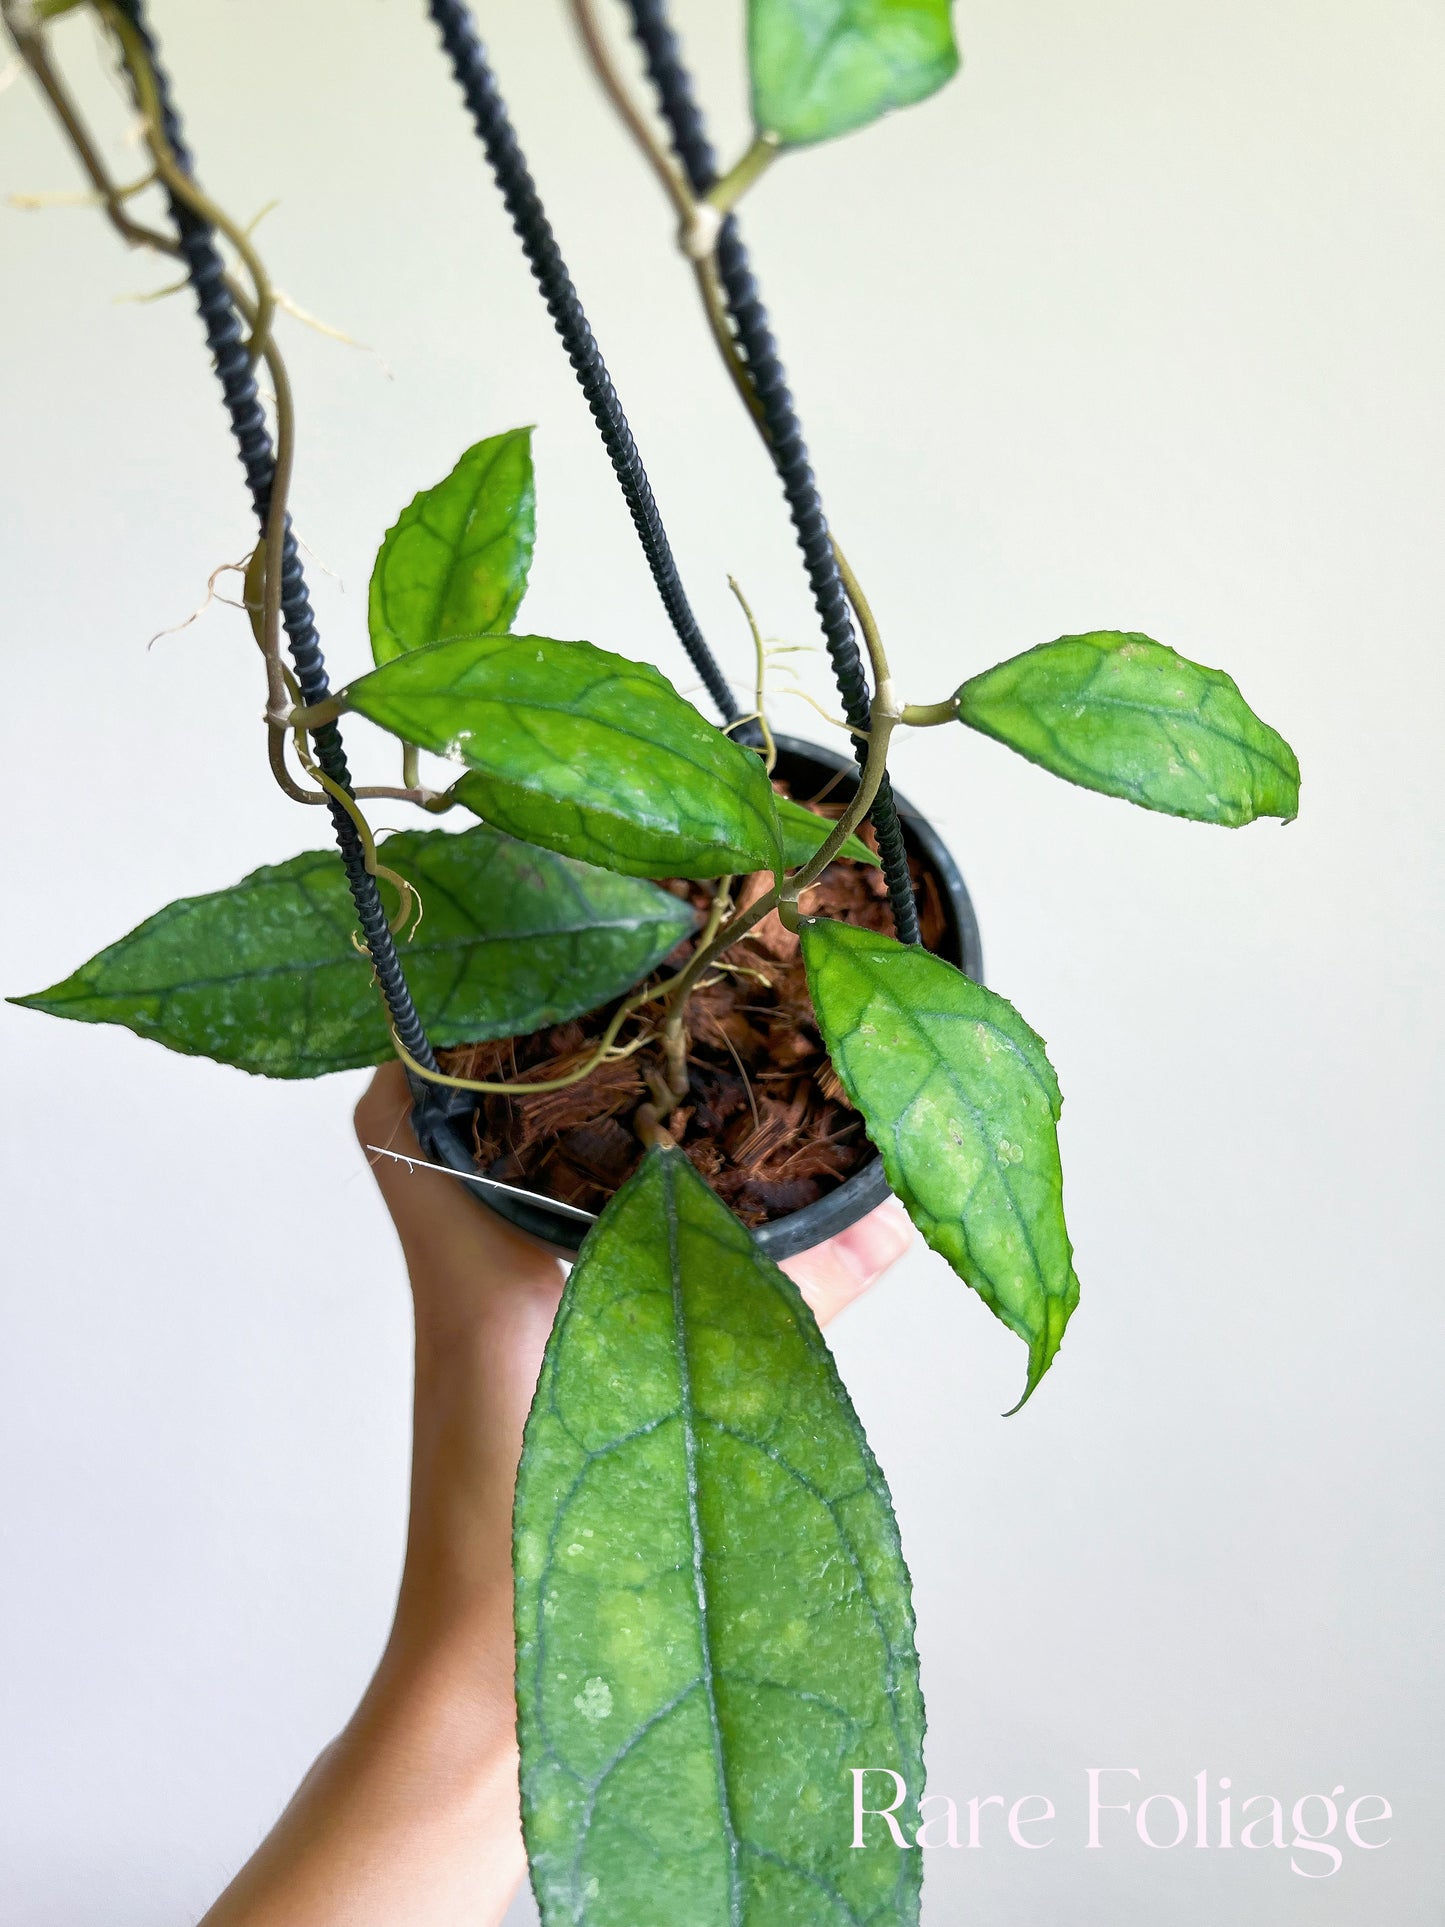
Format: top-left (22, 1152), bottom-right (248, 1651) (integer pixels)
top-left (201, 1062), bottom-right (911, 1927)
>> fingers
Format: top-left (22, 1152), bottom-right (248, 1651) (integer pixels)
top-left (354, 1064), bottom-right (565, 1334)
top-left (781, 1197), bottom-right (914, 1329)
top-left (355, 1061), bottom-right (478, 1249)
top-left (357, 1064), bottom-right (911, 1337)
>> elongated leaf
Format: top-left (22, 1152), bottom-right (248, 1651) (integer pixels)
top-left (802, 919), bottom-right (1078, 1407)
top-left (515, 1146), bottom-right (924, 1924)
top-left (11, 826), bottom-right (694, 1079)
top-left (774, 791), bottom-right (880, 869)
top-left (453, 779), bottom-right (871, 881)
top-left (956, 631), bottom-right (1300, 827)
top-left (343, 635), bottom-right (783, 880)
top-left (368, 428), bottom-right (535, 665)
top-left (750, 0), bottom-right (960, 147)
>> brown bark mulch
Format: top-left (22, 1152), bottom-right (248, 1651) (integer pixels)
top-left (439, 798), bottom-right (947, 1227)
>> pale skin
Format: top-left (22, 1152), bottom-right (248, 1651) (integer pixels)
top-left (198, 1061), bottom-right (913, 1927)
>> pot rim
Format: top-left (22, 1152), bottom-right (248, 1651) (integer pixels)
top-left (409, 733), bottom-right (983, 1262)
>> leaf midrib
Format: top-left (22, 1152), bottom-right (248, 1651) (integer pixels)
top-left (1036, 685), bottom-right (1293, 774)
top-left (407, 435), bottom-right (525, 641)
top-left (664, 1161), bottom-right (744, 1926)
top-left (460, 701), bottom-right (766, 853)
top-left (50, 908), bottom-right (683, 1003)
top-left (968, 646), bottom-right (1296, 785)
top-left (830, 946), bottom-right (1059, 1313)
top-left (367, 654), bottom-right (777, 853)
top-left (516, 1158), bottom-right (925, 1925)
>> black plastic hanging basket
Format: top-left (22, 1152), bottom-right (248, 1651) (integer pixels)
top-left (412, 735), bottom-right (984, 1262)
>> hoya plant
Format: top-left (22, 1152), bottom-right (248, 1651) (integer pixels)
top-left (6, 1), bottom-right (1299, 1920)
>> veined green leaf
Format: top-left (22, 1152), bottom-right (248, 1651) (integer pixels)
top-left (749, 0), bottom-right (960, 147)
top-left (515, 1146), bottom-right (924, 1925)
top-left (802, 918), bottom-right (1078, 1408)
top-left (11, 826), bottom-right (694, 1079)
top-left (368, 427), bottom-right (535, 666)
top-left (956, 631), bottom-right (1300, 827)
top-left (774, 791), bottom-right (880, 869)
top-left (342, 635), bottom-right (784, 880)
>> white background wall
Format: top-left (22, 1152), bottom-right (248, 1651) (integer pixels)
top-left (2, 2), bottom-right (1441, 1921)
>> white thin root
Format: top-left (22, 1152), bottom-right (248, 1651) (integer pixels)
top-left (115, 273), bottom-right (188, 303)
top-left (146, 556), bottom-right (253, 648)
top-left (242, 196), bottom-right (279, 237)
top-left (771, 675), bottom-right (859, 736)
top-left (275, 290), bottom-right (394, 379)
top-left (8, 186), bottom-right (101, 209)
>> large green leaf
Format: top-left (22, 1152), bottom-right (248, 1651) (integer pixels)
top-left (514, 1146), bottom-right (924, 1925)
top-left (11, 826), bottom-right (694, 1079)
top-left (368, 428), bottom-right (535, 665)
top-left (342, 635), bottom-right (784, 880)
top-left (802, 919), bottom-right (1078, 1407)
top-left (774, 791), bottom-right (880, 870)
top-left (455, 778), bottom-right (870, 882)
top-left (955, 630), bottom-right (1300, 827)
top-left (749, 0), bottom-right (960, 147)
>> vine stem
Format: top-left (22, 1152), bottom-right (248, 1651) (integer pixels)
top-left (655, 884), bottom-right (779, 1029)
top-left (5, 2), bottom-right (298, 772)
top-left (0, 1), bottom-right (176, 254)
top-left (655, 681), bottom-right (902, 1074)
top-left (44, 0), bottom-right (440, 1071)
top-left (567, 0), bottom-right (763, 425)
top-left (103, 6), bottom-right (273, 368)
top-left (565, 0), bottom-right (758, 427)
top-left (569, 0), bottom-right (691, 224)
top-left (568, 0), bottom-right (918, 1108)
top-left (390, 1025), bottom-right (655, 1099)
top-left (728, 577), bottom-right (776, 773)
top-left (21, 4), bottom-right (459, 833)
top-left (390, 978), bottom-right (662, 1097)
top-left (704, 134), bottom-right (779, 219)
top-left (901, 695), bottom-right (960, 727)
top-left (102, 4), bottom-right (291, 732)
top-left (570, 0), bottom-right (921, 946)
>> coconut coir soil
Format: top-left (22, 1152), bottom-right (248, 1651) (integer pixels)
top-left (439, 809), bottom-right (948, 1228)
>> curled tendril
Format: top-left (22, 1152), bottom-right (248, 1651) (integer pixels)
top-left (290, 742), bottom-right (423, 943)
top-left (390, 1006), bottom-right (656, 1099)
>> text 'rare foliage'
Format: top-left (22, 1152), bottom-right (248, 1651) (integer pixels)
top-left (515, 1147), bottom-right (925, 1926)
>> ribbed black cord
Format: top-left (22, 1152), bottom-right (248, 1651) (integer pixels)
top-left (624, 0), bottom-right (920, 944)
top-left (117, 0), bottom-right (437, 1068)
top-left (426, 0), bottom-right (740, 727)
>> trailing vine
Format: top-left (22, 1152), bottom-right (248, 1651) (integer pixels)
top-left (8, 11), bottom-right (1303, 1914)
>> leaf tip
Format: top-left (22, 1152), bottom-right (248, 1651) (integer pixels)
top-left (1003, 1345), bottom-right (1057, 1416)
top-left (8, 987), bottom-right (55, 1014)
top-left (1003, 1276), bottom-right (1081, 1414)
top-left (1001, 1354), bottom-right (1045, 1418)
